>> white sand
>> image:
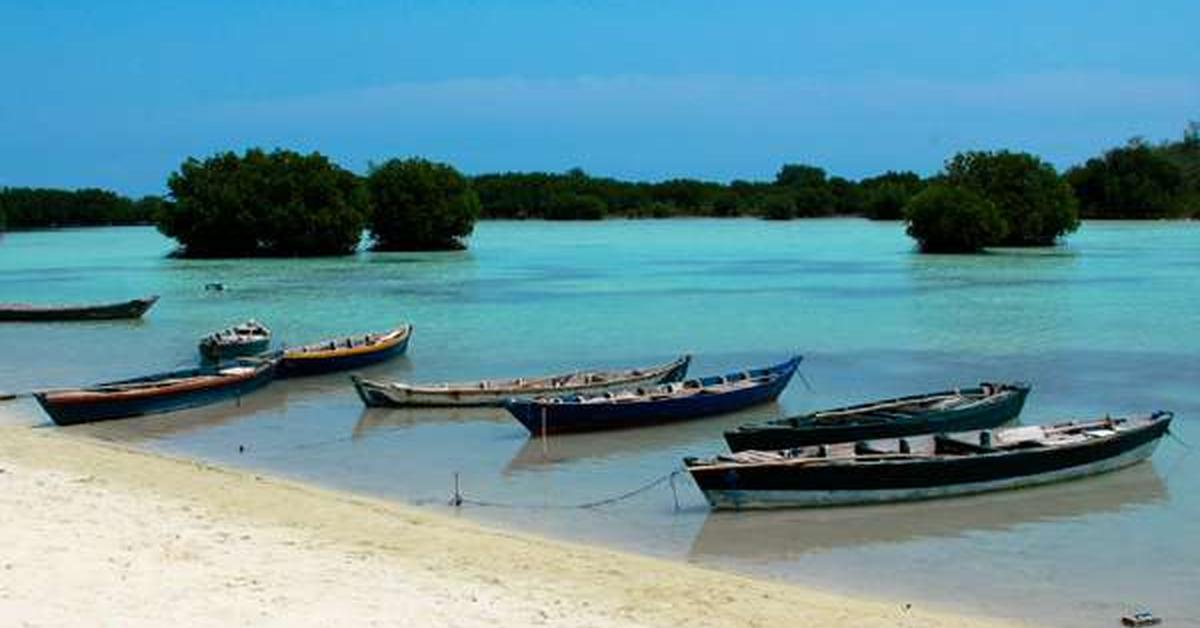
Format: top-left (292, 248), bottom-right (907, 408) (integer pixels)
top-left (0, 422), bottom-right (1023, 627)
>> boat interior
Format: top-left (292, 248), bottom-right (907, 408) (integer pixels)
top-left (704, 417), bottom-right (1143, 467)
top-left (404, 359), bottom-right (683, 392)
top-left (548, 369), bottom-right (777, 405)
top-left (770, 385), bottom-right (1013, 428)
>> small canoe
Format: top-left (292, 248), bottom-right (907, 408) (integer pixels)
top-left (199, 319), bottom-right (271, 361)
top-left (505, 356), bottom-right (802, 436)
top-left (724, 382), bottom-right (1031, 451)
top-left (686, 411), bottom-right (1173, 510)
top-left (33, 358), bottom-right (278, 426)
top-left (352, 355), bottom-right (691, 407)
top-left (277, 325), bottom-right (412, 378)
top-left (0, 295), bottom-right (159, 322)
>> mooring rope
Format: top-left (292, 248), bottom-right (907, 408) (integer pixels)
top-left (453, 468), bottom-right (685, 511)
top-left (1165, 427), bottom-right (1192, 450)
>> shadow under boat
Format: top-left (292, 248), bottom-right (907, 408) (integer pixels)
top-left (503, 402), bottom-right (786, 474)
top-left (351, 405), bottom-right (513, 440)
top-left (686, 460), bottom-right (1167, 562)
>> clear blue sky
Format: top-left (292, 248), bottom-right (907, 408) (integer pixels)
top-left (2, 1), bottom-right (1197, 195)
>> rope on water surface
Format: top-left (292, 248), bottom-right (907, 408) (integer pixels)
top-left (1165, 427), bottom-right (1192, 450)
top-left (452, 468), bottom-right (685, 511)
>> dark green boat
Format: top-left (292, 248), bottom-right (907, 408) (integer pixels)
top-left (724, 382), bottom-right (1030, 452)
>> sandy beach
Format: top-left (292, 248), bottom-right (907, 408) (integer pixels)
top-left (0, 417), bottom-right (1021, 628)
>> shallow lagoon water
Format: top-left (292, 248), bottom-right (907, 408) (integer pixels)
top-left (2, 220), bottom-right (1198, 627)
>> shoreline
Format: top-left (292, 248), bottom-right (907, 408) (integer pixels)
top-left (0, 420), bottom-right (1023, 627)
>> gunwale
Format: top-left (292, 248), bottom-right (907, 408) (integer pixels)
top-left (352, 355), bottom-right (692, 407)
top-left (282, 325), bottom-right (411, 361)
top-left (37, 363), bottom-right (272, 405)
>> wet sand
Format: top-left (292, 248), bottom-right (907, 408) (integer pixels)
top-left (0, 419), bottom-right (1021, 628)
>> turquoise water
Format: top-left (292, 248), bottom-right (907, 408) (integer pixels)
top-left (2, 221), bottom-right (1197, 626)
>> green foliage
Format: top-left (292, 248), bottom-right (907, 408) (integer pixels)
top-left (1156, 123), bottom-right (1200, 216)
top-left (860, 171), bottom-right (925, 220)
top-left (775, 164), bottom-right (834, 216)
top-left (366, 158), bottom-right (479, 250)
top-left (829, 176), bottom-right (865, 216)
top-left (0, 187), bottom-right (153, 229)
top-left (544, 193), bottom-right (606, 220)
top-left (761, 192), bottom-right (797, 220)
top-left (944, 150), bottom-right (1079, 246)
top-left (159, 148), bottom-right (367, 257)
top-left (1067, 143), bottom-right (1186, 218)
top-left (905, 184), bottom-right (1006, 253)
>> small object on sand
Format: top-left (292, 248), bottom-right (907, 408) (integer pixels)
top-left (205, 282), bottom-right (226, 291)
top-left (1122, 610), bottom-right (1162, 626)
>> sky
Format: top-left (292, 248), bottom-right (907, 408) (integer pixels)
top-left (1, 1), bottom-right (1198, 195)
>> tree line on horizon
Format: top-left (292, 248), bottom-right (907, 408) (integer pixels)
top-left (1, 122), bottom-right (1196, 255)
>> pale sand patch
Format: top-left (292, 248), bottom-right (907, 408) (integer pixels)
top-left (0, 422), bottom-right (1024, 627)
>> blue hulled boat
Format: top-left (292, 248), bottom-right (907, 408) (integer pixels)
top-left (277, 325), bottom-right (411, 378)
top-left (505, 356), bottom-right (802, 436)
top-left (33, 358), bottom-right (277, 426)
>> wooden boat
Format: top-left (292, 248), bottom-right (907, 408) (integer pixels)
top-left (0, 295), bottom-right (158, 322)
top-left (505, 356), bottom-right (802, 436)
top-left (351, 355), bottom-right (691, 408)
top-left (685, 411), bottom-right (1173, 510)
top-left (724, 382), bottom-right (1031, 452)
top-left (33, 358), bottom-right (278, 426)
top-left (199, 319), bottom-right (271, 361)
top-left (277, 325), bottom-right (412, 378)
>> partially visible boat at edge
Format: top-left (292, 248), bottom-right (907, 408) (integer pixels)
top-left (351, 355), bottom-right (691, 407)
top-left (277, 325), bottom-right (412, 378)
top-left (724, 382), bottom-right (1030, 452)
top-left (0, 295), bottom-right (159, 322)
top-left (686, 411), bottom-right (1173, 510)
top-left (33, 358), bottom-right (278, 426)
top-left (199, 319), bottom-right (271, 361)
top-left (505, 356), bottom-right (802, 436)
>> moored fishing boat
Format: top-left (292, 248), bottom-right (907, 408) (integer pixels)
top-left (277, 325), bottom-right (412, 378)
top-left (33, 358), bottom-right (278, 426)
top-left (724, 382), bottom-right (1030, 452)
top-left (0, 295), bottom-right (159, 322)
top-left (351, 355), bottom-right (691, 407)
top-left (505, 356), bottom-right (802, 436)
top-left (199, 319), bottom-right (271, 361)
top-left (686, 411), bottom-right (1173, 510)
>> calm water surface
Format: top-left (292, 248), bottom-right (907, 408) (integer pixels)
top-left (2, 220), bottom-right (1197, 627)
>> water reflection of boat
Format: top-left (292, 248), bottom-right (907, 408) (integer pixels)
top-left (503, 403), bottom-right (785, 473)
top-left (70, 379), bottom-right (296, 443)
top-left (687, 461), bottom-right (1167, 561)
top-left (351, 406), bottom-right (512, 440)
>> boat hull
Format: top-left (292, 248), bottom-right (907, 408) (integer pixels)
top-left (724, 385), bottom-right (1030, 451)
top-left (278, 329), bottom-right (410, 378)
top-left (352, 357), bottom-right (690, 407)
top-left (34, 362), bottom-right (277, 426)
top-left (507, 357), bottom-right (801, 435)
top-left (0, 296), bottom-right (159, 322)
top-left (691, 417), bottom-right (1170, 510)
